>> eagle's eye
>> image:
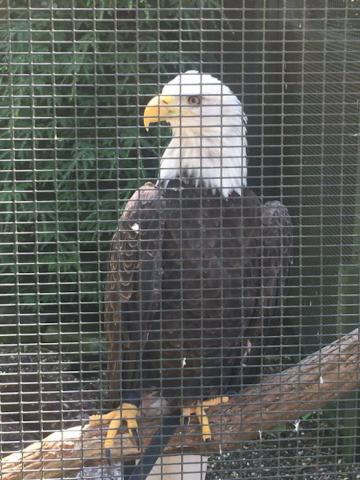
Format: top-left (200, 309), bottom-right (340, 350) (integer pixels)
top-left (187, 95), bottom-right (201, 105)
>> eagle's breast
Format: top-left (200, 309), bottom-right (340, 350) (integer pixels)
top-left (142, 182), bottom-right (261, 401)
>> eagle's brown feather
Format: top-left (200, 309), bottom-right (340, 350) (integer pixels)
top-left (104, 180), bottom-right (293, 408)
top-left (104, 181), bottom-right (163, 403)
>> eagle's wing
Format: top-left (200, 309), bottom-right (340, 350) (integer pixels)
top-left (258, 200), bottom-right (293, 357)
top-left (243, 200), bottom-right (293, 384)
top-left (104, 181), bottom-right (163, 405)
top-left (261, 200), bottom-right (293, 310)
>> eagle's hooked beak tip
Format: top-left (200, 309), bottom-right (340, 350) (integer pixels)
top-left (143, 95), bottom-right (175, 131)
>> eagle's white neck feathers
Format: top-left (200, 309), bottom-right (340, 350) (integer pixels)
top-left (158, 71), bottom-right (247, 197)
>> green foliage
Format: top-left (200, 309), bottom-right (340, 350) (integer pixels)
top-left (0, 0), bottom-right (221, 329)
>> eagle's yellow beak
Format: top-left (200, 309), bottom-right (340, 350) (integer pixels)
top-left (143, 95), bottom-right (177, 131)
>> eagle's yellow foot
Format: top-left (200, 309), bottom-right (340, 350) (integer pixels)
top-left (183, 396), bottom-right (229, 442)
top-left (89, 403), bottom-right (139, 449)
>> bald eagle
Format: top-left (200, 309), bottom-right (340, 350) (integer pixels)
top-left (90, 71), bottom-right (293, 477)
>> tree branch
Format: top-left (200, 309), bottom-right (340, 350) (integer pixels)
top-left (1, 328), bottom-right (359, 480)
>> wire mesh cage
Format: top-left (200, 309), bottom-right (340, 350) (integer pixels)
top-left (0, 1), bottom-right (359, 479)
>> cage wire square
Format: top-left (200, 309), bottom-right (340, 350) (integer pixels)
top-left (0, 1), bottom-right (359, 480)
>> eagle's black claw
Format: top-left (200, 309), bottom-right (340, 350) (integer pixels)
top-left (226, 389), bottom-right (239, 397)
top-left (105, 447), bottom-right (112, 465)
top-left (133, 428), bottom-right (140, 449)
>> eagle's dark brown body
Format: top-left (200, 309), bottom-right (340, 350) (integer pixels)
top-left (105, 180), bottom-right (292, 410)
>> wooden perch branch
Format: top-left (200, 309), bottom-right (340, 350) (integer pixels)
top-left (1, 328), bottom-right (360, 480)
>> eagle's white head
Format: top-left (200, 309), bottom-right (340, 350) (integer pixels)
top-left (143, 70), bottom-right (247, 197)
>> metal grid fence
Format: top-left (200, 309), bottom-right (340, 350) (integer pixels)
top-left (0, 1), bottom-right (359, 479)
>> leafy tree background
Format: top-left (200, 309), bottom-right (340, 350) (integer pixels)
top-left (0, 0), bottom-right (222, 345)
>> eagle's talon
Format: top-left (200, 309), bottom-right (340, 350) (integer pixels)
top-left (89, 403), bottom-right (140, 450)
top-left (183, 396), bottom-right (229, 442)
top-left (105, 447), bottom-right (112, 465)
top-left (132, 427), bottom-right (140, 449)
